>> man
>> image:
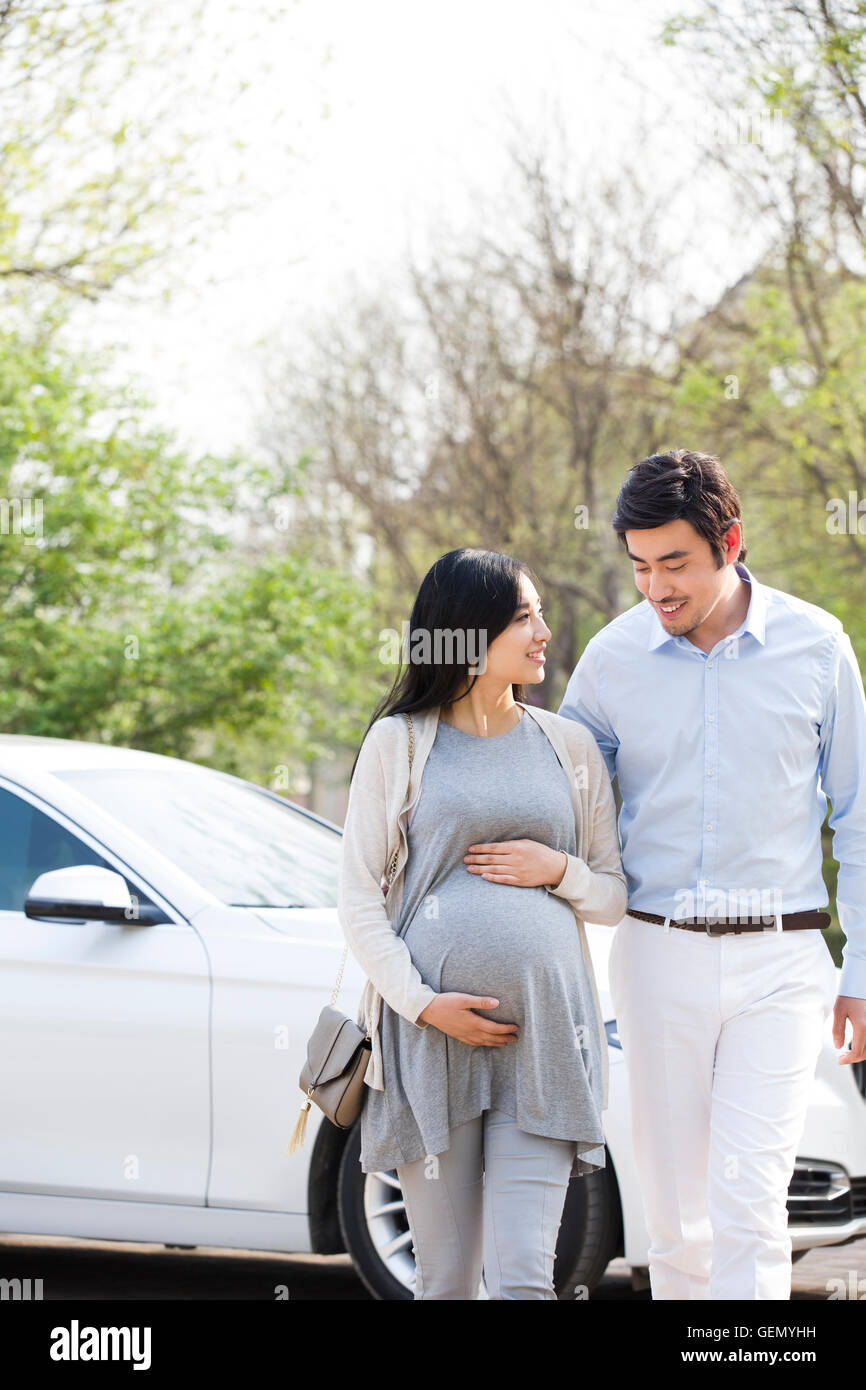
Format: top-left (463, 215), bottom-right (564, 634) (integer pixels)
top-left (557, 448), bottom-right (866, 1300)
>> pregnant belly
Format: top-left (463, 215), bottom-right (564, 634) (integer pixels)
top-left (402, 881), bottom-right (584, 1028)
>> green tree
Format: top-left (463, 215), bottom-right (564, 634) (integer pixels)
top-left (0, 313), bottom-right (382, 773)
top-left (0, 0), bottom-right (289, 306)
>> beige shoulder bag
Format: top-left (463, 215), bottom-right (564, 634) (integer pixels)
top-left (287, 712), bottom-right (415, 1154)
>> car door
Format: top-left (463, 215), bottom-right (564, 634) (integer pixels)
top-left (0, 781), bottom-right (211, 1204)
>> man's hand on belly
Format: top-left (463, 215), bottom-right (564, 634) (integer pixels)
top-left (463, 839), bottom-right (568, 888)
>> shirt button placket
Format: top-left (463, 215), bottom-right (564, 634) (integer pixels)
top-left (699, 651), bottom-right (719, 917)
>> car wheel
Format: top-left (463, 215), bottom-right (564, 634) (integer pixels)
top-left (337, 1122), bottom-right (622, 1300)
top-left (553, 1158), bottom-right (623, 1298)
top-left (336, 1121), bottom-right (414, 1299)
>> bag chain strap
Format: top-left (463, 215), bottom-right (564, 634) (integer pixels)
top-left (330, 712), bottom-right (416, 1008)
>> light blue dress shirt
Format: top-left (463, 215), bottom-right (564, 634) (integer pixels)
top-left (558, 560), bottom-right (866, 998)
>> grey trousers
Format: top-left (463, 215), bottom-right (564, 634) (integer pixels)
top-left (395, 1107), bottom-right (577, 1299)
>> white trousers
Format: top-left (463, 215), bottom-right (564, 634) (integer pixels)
top-left (608, 913), bottom-right (838, 1300)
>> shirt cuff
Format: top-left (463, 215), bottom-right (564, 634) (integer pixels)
top-left (838, 954), bottom-right (866, 1001)
top-left (544, 852), bottom-right (592, 904)
top-left (410, 986), bottom-right (437, 1028)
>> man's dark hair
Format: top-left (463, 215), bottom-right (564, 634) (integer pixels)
top-left (611, 449), bottom-right (747, 567)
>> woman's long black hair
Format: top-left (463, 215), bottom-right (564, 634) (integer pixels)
top-left (350, 548), bottom-right (541, 782)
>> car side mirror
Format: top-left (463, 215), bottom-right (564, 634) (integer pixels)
top-left (24, 864), bottom-right (164, 925)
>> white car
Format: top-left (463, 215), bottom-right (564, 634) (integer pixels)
top-left (1, 735), bottom-right (864, 1299)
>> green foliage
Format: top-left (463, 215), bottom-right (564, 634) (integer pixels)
top-left (0, 317), bottom-right (381, 771)
top-left (0, 1), bottom-right (367, 797)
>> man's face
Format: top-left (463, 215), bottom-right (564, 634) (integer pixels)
top-left (624, 518), bottom-right (740, 638)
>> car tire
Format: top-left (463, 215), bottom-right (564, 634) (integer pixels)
top-left (336, 1120), bottom-right (414, 1300)
top-left (553, 1157), bottom-right (623, 1298)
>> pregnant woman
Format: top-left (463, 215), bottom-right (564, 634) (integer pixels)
top-left (338, 547), bottom-right (627, 1299)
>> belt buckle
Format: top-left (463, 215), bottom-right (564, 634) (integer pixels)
top-left (719, 914), bottom-right (784, 934)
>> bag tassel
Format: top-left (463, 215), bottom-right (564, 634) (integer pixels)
top-left (287, 1091), bottom-right (313, 1155)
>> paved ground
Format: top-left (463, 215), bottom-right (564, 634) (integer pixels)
top-left (1, 1232), bottom-right (864, 1300)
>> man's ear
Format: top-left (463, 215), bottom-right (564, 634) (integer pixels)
top-left (724, 520), bottom-right (742, 563)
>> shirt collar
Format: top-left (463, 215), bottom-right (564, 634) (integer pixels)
top-left (647, 560), bottom-right (767, 651)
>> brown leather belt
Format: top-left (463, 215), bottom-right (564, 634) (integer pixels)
top-left (626, 907), bottom-right (832, 935)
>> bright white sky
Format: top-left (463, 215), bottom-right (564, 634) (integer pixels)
top-left (65, 0), bottom-right (766, 460)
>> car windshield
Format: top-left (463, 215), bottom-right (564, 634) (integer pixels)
top-left (55, 765), bottom-right (341, 908)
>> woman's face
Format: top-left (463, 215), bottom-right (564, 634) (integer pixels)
top-left (480, 574), bottom-right (551, 688)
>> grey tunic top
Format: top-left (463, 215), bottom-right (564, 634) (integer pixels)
top-left (359, 709), bottom-right (606, 1179)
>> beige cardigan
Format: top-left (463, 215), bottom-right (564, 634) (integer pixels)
top-left (336, 700), bottom-right (628, 1110)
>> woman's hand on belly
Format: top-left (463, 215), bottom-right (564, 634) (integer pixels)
top-left (417, 993), bottom-right (520, 1046)
top-left (463, 839), bottom-right (567, 888)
